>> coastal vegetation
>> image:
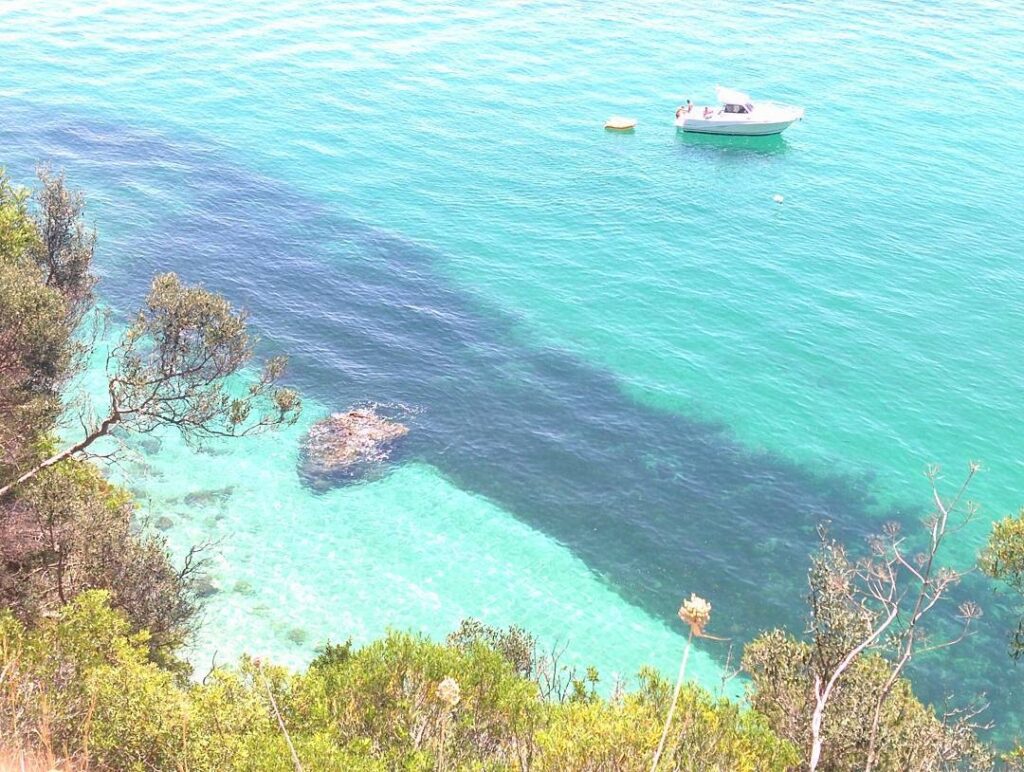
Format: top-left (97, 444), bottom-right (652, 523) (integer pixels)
top-left (0, 168), bottom-right (1016, 769)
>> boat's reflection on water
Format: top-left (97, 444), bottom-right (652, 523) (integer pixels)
top-left (675, 130), bottom-right (791, 160)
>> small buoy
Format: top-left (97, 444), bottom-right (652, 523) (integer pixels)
top-left (773, 194), bottom-right (784, 204)
top-left (604, 116), bottom-right (637, 131)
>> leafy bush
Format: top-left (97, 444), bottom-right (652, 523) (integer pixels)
top-left (0, 460), bottom-right (198, 669)
top-left (292, 630), bottom-right (542, 769)
top-left (537, 667), bottom-right (797, 771)
top-left (744, 630), bottom-right (991, 770)
top-left (0, 593), bottom-right (798, 771)
top-left (981, 509), bottom-right (1024, 658)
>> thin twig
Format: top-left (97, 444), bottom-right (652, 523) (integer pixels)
top-left (651, 628), bottom-right (693, 772)
top-left (256, 659), bottom-right (302, 772)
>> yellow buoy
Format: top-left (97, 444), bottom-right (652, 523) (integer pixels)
top-left (604, 116), bottom-right (637, 130)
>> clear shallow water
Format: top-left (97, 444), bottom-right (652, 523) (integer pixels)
top-left (3, 0), bottom-right (1024, 733)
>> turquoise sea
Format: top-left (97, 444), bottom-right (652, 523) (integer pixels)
top-left (3, 0), bottom-right (1024, 735)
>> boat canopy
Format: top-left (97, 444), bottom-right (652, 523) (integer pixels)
top-left (715, 85), bottom-right (751, 105)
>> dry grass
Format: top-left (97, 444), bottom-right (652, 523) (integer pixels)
top-left (0, 745), bottom-right (71, 771)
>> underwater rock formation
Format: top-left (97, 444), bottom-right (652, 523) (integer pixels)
top-left (300, 406), bottom-right (409, 488)
top-left (194, 575), bottom-right (220, 598)
top-left (183, 486), bottom-right (235, 507)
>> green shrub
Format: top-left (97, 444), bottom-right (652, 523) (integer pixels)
top-left (1, 460), bottom-right (198, 669)
top-left (0, 593), bottom-right (799, 771)
top-left (744, 630), bottom-right (991, 770)
top-left (291, 630), bottom-right (542, 769)
top-left (0, 590), bottom-right (185, 770)
top-left (535, 666), bottom-right (797, 772)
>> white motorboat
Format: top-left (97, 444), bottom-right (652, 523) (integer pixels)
top-left (675, 86), bottom-right (803, 136)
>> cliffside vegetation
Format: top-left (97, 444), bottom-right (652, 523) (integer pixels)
top-left (0, 168), bottom-right (1012, 770)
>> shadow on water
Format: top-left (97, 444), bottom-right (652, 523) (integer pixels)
top-left (674, 129), bottom-right (791, 160)
top-left (3, 103), bottom-right (1020, 738)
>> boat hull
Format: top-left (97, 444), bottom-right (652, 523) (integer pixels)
top-left (675, 117), bottom-right (797, 136)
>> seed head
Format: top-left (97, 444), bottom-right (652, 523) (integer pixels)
top-left (437, 676), bottom-right (461, 708)
top-left (678, 593), bottom-right (712, 636)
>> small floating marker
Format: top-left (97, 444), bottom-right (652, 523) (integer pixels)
top-left (773, 193), bottom-right (785, 204)
top-left (604, 116), bottom-right (637, 131)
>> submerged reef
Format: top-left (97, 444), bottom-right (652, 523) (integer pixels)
top-left (299, 405), bottom-right (409, 488)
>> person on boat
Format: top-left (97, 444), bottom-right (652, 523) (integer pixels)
top-left (686, 99), bottom-right (693, 113)
top-left (703, 106), bottom-right (713, 119)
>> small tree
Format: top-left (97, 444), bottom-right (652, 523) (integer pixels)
top-left (1, 167), bottom-right (100, 473)
top-left (980, 508), bottom-right (1024, 658)
top-left (0, 273), bottom-right (300, 498)
top-left (744, 463), bottom-right (990, 770)
top-left (32, 166), bottom-right (97, 327)
top-left (0, 172), bottom-right (80, 472)
top-left (0, 462), bottom-right (203, 664)
top-left (446, 618), bottom-right (537, 678)
top-left (0, 170), bottom-right (40, 264)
